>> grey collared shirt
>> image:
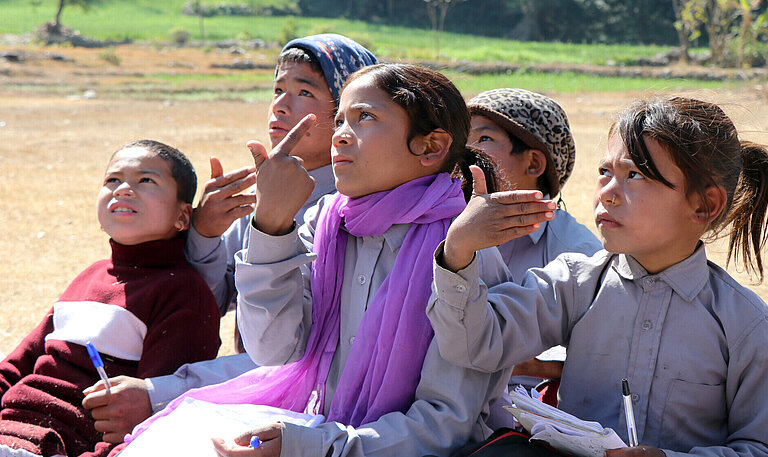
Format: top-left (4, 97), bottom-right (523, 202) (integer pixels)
top-left (233, 194), bottom-right (512, 457)
top-left (428, 243), bottom-right (768, 457)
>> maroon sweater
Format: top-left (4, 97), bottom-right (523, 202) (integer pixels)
top-left (0, 238), bottom-right (221, 456)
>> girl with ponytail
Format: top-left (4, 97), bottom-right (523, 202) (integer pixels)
top-left (429, 96), bottom-right (768, 457)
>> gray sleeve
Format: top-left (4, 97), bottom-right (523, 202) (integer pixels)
top-left (427, 241), bottom-right (577, 373)
top-left (280, 341), bottom-right (503, 457)
top-left (184, 215), bottom-right (250, 315)
top-left (145, 353), bottom-right (257, 412)
top-left (234, 206), bottom-right (319, 367)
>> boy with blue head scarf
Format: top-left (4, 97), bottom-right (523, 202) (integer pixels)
top-left (81, 34), bottom-right (377, 445)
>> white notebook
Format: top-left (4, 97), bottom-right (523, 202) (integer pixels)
top-left (504, 386), bottom-right (627, 457)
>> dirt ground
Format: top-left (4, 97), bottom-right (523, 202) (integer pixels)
top-left (2, 44), bottom-right (768, 358)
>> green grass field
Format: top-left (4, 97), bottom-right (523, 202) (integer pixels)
top-left (2, 0), bottom-right (679, 65)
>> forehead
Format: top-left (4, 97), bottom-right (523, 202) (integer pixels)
top-left (470, 114), bottom-right (505, 133)
top-left (338, 74), bottom-right (388, 106)
top-left (275, 61), bottom-right (327, 88)
top-left (106, 147), bottom-right (171, 174)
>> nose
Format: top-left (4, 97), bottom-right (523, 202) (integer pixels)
top-left (596, 179), bottom-right (620, 206)
top-left (113, 181), bottom-right (134, 198)
top-left (332, 122), bottom-right (351, 147)
top-left (271, 92), bottom-right (289, 116)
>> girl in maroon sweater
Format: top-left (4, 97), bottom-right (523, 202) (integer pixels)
top-left (0, 140), bottom-right (220, 457)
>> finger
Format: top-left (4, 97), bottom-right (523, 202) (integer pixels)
top-left (488, 189), bottom-right (546, 205)
top-left (102, 431), bottom-right (125, 444)
top-left (247, 141), bottom-right (269, 168)
top-left (205, 166), bottom-right (257, 192)
top-left (82, 380), bottom-right (107, 396)
top-left (497, 210), bottom-right (554, 230)
top-left (470, 165), bottom-right (487, 196)
top-left (211, 437), bottom-right (256, 456)
top-left (81, 389), bottom-right (109, 409)
top-left (496, 200), bottom-right (557, 218)
top-left (210, 156), bottom-right (224, 179)
top-left (269, 114), bottom-right (317, 158)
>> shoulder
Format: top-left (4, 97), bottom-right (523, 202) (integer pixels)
top-left (705, 261), bottom-right (768, 325)
top-left (545, 210), bottom-right (603, 256)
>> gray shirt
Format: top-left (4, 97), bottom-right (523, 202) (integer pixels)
top-left (235, 194), bottom-right (512, 457)
top-left (428, 243), bottom-right (768, 457)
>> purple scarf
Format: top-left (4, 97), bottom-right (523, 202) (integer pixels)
top-left (125, 173), bottom-right (465, 441)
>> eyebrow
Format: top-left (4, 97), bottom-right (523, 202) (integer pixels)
top-left (275, 75), bottom-right (323, 89)
top-left (348, 102), bottom-right (379, 111)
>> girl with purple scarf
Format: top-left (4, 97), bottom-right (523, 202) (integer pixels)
top-left (123, 64), bottom-right (554, 457)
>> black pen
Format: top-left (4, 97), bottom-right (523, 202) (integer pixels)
top-left (622, 378), bottom-right (638, 446)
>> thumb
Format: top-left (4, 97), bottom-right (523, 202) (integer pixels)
top-left (247, 140), bottom-right (269, 168)
top-left (469, 165), bottom-right (488, 196)
top-left (209, 156), bottom-right (224, 179)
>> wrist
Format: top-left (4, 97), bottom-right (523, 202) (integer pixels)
top-left (442, 236), bottom-right (475, 272)
top-left (251, 213), bottom-right (295, 236)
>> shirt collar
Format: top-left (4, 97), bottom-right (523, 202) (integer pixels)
top-left (527, 219), bottom-right (549, 244)
top-left (613, 242), bottom-right (709, 301)
top-left (382, 224), bottom-right (411, 251)
top-left (308, 164), bottom-right (336, 202)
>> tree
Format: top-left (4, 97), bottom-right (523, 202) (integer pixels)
top-left (52, 0), bottom-right (97, 29)
top-left (424, 0), bottom-right (467, 59)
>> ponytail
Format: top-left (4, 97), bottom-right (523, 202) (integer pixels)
top-left (453, 147), bottom-right (503, 202)
top-left (725, 141), bottom-right (768, 280)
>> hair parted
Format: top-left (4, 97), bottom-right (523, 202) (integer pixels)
top-left (115, 139), bottom-right (197, 205)
top-left (343, 63), bottom-right (500, 200)
top-left (612, 96), bottom-right (768, 280)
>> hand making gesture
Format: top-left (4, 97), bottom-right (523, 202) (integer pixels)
top-left (248, 114), bottom-right (317, 236)
top-left (443, 165), bottom-right (556, 272)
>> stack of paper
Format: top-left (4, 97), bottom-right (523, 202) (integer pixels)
top-left (505, 386), bottom-right (626, 457)
top-left (118, 399), bottom-right (324, 456)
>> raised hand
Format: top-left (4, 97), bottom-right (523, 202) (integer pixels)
top-left (249, 114), bottom-right (317, 236)
top-left (192, 156), bottom-right (258, 238)
top-left (443, 165), bottom-right (556, 272)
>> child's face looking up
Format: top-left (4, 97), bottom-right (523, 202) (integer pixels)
top-left (331, 74), bottom-right (436, 198)
top-left (269, 61), bottom-right (336, 171)
top-left (593, 134), bottom-right (703, 273)
top-left (468, 115), bottom-right (538, 191)
top-left (97, 147), bottom-right (190, 245)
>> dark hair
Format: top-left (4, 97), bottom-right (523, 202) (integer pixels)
top-left (344, 63), bottom-right (500, 200)
top-left (277, 47), bottom-right (323, 77)
top-left (114, 140), bottom-right (197, 205)
top-left (612, 97), bottom-right (768, 280)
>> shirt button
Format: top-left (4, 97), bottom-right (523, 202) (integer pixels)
top-left (349, 336), bottom-right (355, 345)
top-left (357, 274), bottom-right (366, 285)
top-left (456, 284), bottom-right (467, 293)
top-left (631, 393), bottom-right (639, 402)
top-left (642, 320), bottom-right (653, 330)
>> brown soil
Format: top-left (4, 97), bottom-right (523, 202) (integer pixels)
top-left (2, 43), bottom-right (768, 358)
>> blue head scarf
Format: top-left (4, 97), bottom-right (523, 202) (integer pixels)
top-left (280, 34), bottom-right (378, 103)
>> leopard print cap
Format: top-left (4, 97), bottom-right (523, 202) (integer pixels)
top-left (467, 88), bottom-right (575, 196)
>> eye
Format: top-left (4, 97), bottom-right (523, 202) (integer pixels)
top-left (299, 89), bottom-right (313, 97)
top-left (105, 177), bottom-right (119, 185)
top-left (478, 135), bottom-right (492, 143)
top-left (598, 167), bottom-right (612, 178)
top-left (273, 87), bottom-right (284, 96)
top-left (140, 177), bottom-right (156, 184)
top-left (360, 111), bottom-right (373, 121)
top-left (628, 170), bottom-right (644, 180)
top-left (333, 118), bottom-right (344, 130)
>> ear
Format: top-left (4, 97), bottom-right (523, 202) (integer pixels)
top-left (174, 202), bottom-right (193, 231)
top-left (691, 185), bottom-right (727, 226)
top-left (526, 149), bottom-right (547, 179)
top-left (417, 129), bottom-right (452, 167)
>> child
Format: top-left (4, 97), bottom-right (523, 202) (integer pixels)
top-left (81, 34), bottom-right (377, 442)
top-left (0, 140), bottom-right (221, 457)
top-left (120, 64), bottom-right (554, 457)
top-left (467, 89), bottom-right (602, 389)
top-left (428, 97), bottom-right (768, 457)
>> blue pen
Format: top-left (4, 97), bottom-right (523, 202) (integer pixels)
top-left (250, 436), bottom-right (261, 449)
top-left (86, 342), bottom-right (112, 395)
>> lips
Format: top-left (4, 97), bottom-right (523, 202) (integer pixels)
top-left (109, 201), bottom-right (137, 214)
top-left (595, 210), bottom-right (619, 228)
top-left (268, 120), bottom-right (290, 136)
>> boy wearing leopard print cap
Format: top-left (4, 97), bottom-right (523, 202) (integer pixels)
top-left (467, 88), bottom-right (602, 389)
